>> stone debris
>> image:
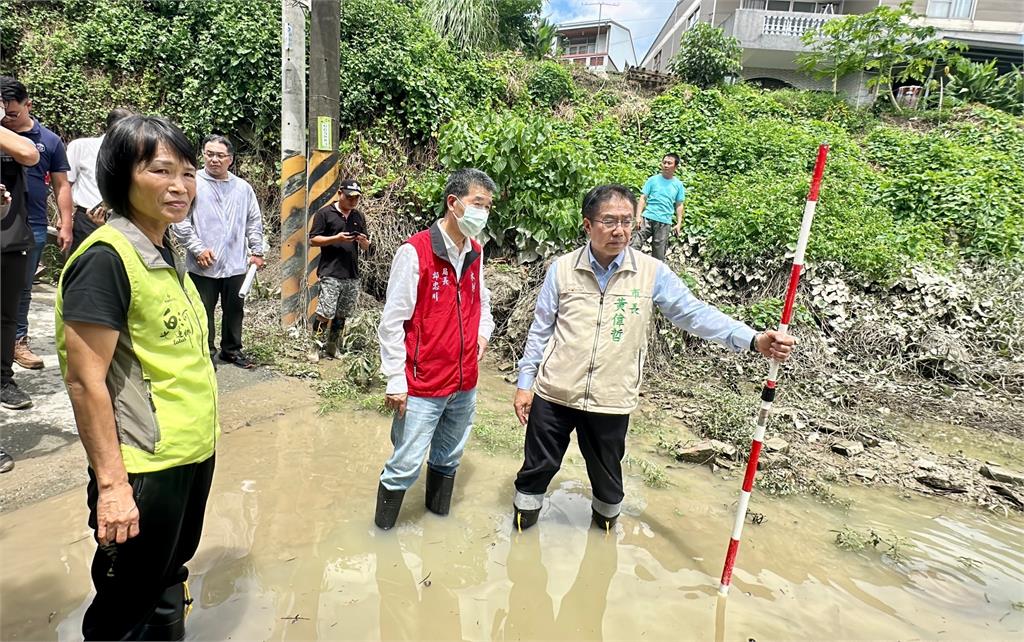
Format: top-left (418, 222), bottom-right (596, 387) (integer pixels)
top-left (765, 437), bottom-right (790, 454)
top-left (858, 432), bottom-right (881, 447)
top-left (757, 453), bottom-right (791, 471)
top-left (916, 473), bottom-right (967, 493)
top-left (988, 484), bottom-right (1024, 509)
top-left (979, 464), bottom-right (1024, 487)
top-left (853, 468), bottom-right (878, 481)
top-left (913, 458), bottom-right (936, 470)
top-left (673, 439), bottom-right (738, 463)
top-left (832, 440), bottom-right (864, 457)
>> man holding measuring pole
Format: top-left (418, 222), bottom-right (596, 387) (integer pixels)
top-left (511, 184), bottom-right (796, 532)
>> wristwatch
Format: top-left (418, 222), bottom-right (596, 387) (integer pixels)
top-left (749, 333), bottom-right (760, 352)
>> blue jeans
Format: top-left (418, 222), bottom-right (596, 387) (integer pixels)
top-left (380, 389), bottom-right (477, 491)
top-left (16, 226), bottom-right (48, 340)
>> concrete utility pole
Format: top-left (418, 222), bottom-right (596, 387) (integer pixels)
top-left (280, 0), bottom-right (308, 329)
top-left (305, 0), bottom-right (341, 324)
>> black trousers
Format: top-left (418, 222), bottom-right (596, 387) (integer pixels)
top-left (1, 250), bottom-right (28, 385)
top-left (82, 456), bottom-right (215, 641)
top-left (190, 272), bottom-right (245, 357)
top-left (70, 205), bottom-right (101, 255)
top-left (514, 396), bottom-right (630, 509)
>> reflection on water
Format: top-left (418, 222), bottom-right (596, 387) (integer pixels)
top-left (1, 394), bottom-right (1022, 641)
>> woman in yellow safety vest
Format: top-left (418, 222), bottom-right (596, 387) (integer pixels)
top-left (55, 115), bottom-right (218, 641)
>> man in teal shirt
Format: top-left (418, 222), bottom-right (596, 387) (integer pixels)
top-left (633, 153), bottom-right (686, 261)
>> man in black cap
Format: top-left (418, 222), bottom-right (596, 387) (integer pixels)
top-left (308, 178), bottom-right (371, 361)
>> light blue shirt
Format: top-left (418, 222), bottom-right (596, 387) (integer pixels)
top-left (516, 244), bottom-right (756, 390)
top-left (641, 174), bottom-right (686, 225)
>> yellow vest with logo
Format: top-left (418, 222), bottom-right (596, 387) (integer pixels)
top-left (56, 215), bottom-right (219, 473)
top-left (534, 247), bottom-right (659, 414)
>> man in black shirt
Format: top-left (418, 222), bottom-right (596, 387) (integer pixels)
top-left (308, 178), bottom-right (371, 361)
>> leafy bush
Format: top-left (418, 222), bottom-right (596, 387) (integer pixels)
top-left (668, 23), bottom-right (742, 88)
top-left (944, 59), bottom-right (1024, 116)
top-left (438, 111), bottom-right (594, 261)
top-left (526, 60), bottom-right (575, 108)
top-left (1, 0), bottom-right (280, 151)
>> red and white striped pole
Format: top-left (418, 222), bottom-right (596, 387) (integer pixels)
top-left (717, 143), bottom-right (830, 597)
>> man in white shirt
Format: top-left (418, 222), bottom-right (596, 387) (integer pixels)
top-left (374, 168), bottom-right (495, 530)
top-left (172, 134), bottom-right (265, 368)
top-left (66, 108), bottom-right (132, 253)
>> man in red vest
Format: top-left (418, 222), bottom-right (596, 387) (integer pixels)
top-left (375, 168), bottom-right (495, 529)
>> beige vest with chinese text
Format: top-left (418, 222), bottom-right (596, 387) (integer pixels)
top-left (534, 246), bottom-right (659, 415)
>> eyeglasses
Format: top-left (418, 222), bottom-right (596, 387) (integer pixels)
top-left (203, 151), bottom-right (231, 160)
top-left (595, 218), bottom-right (632, 229)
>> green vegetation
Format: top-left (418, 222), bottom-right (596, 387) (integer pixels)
top-left (669, 23), bottom-right (743, 89)
top-left (471, 408), bottom-right (523, 455)
top-left (833, 525), bottom-right (914, 563)
top-left (624, 453), bottom-right (671, 489)
top-left (3, 0), bottom-right (1021, 287)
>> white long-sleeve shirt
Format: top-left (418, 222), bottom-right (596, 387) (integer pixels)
top-left (172, 169), bottom-right (265, 278)
top-left (378, 223), bottom-right (494, 395)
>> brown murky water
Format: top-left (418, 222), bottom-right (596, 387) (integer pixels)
top-left (1, 378), bottom-right (1022, 641)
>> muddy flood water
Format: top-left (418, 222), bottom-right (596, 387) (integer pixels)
top-left (1, 375), bottom-right (1022, 641)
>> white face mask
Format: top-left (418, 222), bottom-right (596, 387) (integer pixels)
top-left (455, 197), bottom-right (489, 238)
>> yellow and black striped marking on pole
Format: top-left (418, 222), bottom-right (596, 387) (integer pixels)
top-left (279, 151), bottom-right (307, 329)
top-left (305, 149), bottom-right (340, 323)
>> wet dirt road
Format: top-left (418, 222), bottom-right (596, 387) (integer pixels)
top-left (1, 373), bottom-right (1022, 641)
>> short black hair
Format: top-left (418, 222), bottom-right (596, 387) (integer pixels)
top-left (202, 134), bottom-right (234, 156)
top-left (582, 184), bottom-right (637, 221)
top-left (0, 76), bottom-right (29, 103)
top-left (443, 168), bottom-right (496, 206)
top-left (104, 108), bottom-right (133, 132)
top-left (664, 153), bottom-right (681, 167)
top-left (97, 115), bottom-right (196, 219)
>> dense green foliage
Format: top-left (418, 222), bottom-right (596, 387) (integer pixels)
top-left (0, 0), bottom-right (279, 153)
top-left (3, 0), bottom-right (1021, 286)
top-left (944, 59), bottom-right (1024, 116)
top-left (526, 60), bottom-right (575, 108)
top-left (799, 2), bottom-right (962, 108)
top-left (668, 23), bottom-right (743, 89)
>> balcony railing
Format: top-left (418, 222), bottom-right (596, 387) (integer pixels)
top-left (762, 12), bottom-right (830, 37)
top-left (724, 9), bottom-right (839, 52)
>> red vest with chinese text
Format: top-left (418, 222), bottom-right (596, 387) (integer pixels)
top-left (403, 223), bottom-right (483, 397)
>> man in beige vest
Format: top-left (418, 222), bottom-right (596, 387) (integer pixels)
top-left (511, 184), bottom-right (796, 531)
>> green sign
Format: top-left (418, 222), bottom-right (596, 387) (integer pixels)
top-left (316, 116), bottom-right (333, 151)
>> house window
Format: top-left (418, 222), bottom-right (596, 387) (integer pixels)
top-left (590, 55), bottom-right (605, 67)
top-left (562, 35), bottom-right (598, 55)
top-left (574, 57), bottom-right (586, 66)
top-left (686, 6), bottom-right (701, 30)
top-left (744, 0), bottom-right (837, 11)
top-left (926, 0), bottom-right (974, 18)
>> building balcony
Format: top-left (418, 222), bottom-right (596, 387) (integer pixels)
top-left (561, 52), bottom-right (609, 68)
top-left (721, 8), bottom-right (840, 53)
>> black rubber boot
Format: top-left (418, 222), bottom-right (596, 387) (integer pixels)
top-left (325, 327), bottom-right (340, 359)
top-left (132, 582), bottom-right (187, 641)
top-left (513, 504), bottom-right (541, 532)
top-left (425, 467), bottom-right (456, 516)
top-left (591, 508), bottom-right (619, 533)
top-left (375, 482), bottom-right (405, 530)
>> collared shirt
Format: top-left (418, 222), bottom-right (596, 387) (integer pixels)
top-left (66, 134), bottom-right (104, 209)
top-left (18, 118), bottom-right (70, 229)
top-left (516, 243), bottom-right (756, 390)
top-left (171, 169), bottom-right (265, 278)
top-left (378, 222), bottom-right (495, 395)
top-left (641, 173), bottom-right (686, 225)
